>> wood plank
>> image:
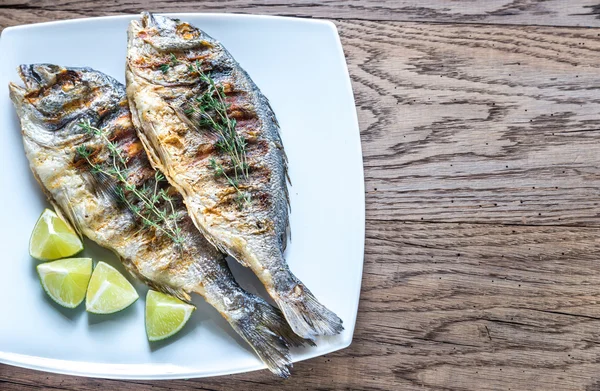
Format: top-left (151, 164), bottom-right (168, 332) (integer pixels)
top-left (4, 10), bottom-right (600, 391)
top-left (3, 16), bottom-right (599, 227)
top-left (4, 221), bottom-right (600, 390)
top-left (343, 20), bottom-right (600, 226)
top-left (2, 1), bottom-right (600, 28)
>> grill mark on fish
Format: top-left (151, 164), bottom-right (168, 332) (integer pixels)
top-left (126, 12), bottom-right (343, 339)
top-left (9, 64), bottom-right (313, 377)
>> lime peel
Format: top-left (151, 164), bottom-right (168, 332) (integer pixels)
top-left (86, 261), bottom-right (139, 314)
top-left (146, 290), bottom-right (195, 342)
top-left (30, 209), bottom-right (83, 261)
top-left (37, 258), bottom-right (92, 308)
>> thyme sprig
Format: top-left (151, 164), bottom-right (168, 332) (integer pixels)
top-left (76, 119), bottom-right (185, 245)
top-left (209, 158), bottom-right (251, 208)
top-left (160, 53), bottom-right (179, 74)
top-left (159, 55), bottom-right (252, 209)
top-left (183, 59), bottom-right (251, 208)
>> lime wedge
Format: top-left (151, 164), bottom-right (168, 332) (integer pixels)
top-left (30, 209), bottom-right (83, 261)
top-left (86, 262), bottom-right (138, 314)
top-left (145, 290), bottom-right (195, 342)
top-left (37, 258), bottom-right (92, 308)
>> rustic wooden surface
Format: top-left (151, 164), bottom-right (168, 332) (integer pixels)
top-left (3, 1), bottom-right (600, 390)
top-left (4, 0), bottom-right (600, 27)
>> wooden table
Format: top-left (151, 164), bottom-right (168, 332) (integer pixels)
top-left (3, 1), bottom-right (600, 390)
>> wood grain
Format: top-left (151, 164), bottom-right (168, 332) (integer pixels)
top-left (2, 0), bottom-right (600, 27)
top-left (4, 222), bottom-right (600, 390)
top-left (4, 2), bottom-right (600, 391)
top-left (346, 20), bottom-right (600, 227)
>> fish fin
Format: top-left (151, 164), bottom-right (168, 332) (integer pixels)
top-left (167, 99), bottom-right (220, 146)
top-left (280, 159), bottom-right (291, 247)
top-left (167, 100), bottom-right (201, 133)
top-left (196, 227), bottom-right (229, 257)
top-left (149, 283), bottom-right (192, 303)
top-left (55, 191), bottom-right (84, 238)
top-left (83, 170), bottom-right (122, 205)
top-left (263, 95), bottom-right (280, 128)
top-left (268, 96), bottom-right (292, 235)
top-left (26, 167), bottom-right (84, 239)
top-left (266, 95), bottom-right (290, 187)
top-left (45, 198), bottom-right (83, 240)
top-left (128, 92), bottom-right (166, 173)
top-left (221, 244), bottom-right (249, 267)
top-left (136, 123), bottom-right (166, 173)
top-left (205, 231), bottom-right (251, 267)
top-left (182, 204), bottom-right (252, 267)
top-left (120, 256), bottom-right (192, 303)
top-left (126, 72), bottom-right (171, 175)
top-left (267, 303), bottom-right (316, 349)
top-left (273, 283), bottom-right (344, 339)
top-left (228, 298), bottom-right (313, 378)
top-left (281, 223), bottom-right (291, 251)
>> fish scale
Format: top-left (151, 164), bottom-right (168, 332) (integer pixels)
top-left (9, 64), bottom-right (310, 377)
top-left (126, 12), bottom-right (343, 339)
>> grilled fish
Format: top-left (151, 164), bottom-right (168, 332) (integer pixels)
top-left (9, 64), bottom-right (310, 377)
top-left (126, 12), bottom-right (343, 339)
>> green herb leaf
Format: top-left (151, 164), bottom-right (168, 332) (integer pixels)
top-left (182, 58), bottom-right (253, 208)
top-left (75, 120), bottom-right (185, 246)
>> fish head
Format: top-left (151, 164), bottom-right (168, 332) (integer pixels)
top-left (128, 12), bottom-right (216, 86)
top-left (9, 64), bottom-right (126, 148)
top-left (133, 12), bottom-right (210, 52)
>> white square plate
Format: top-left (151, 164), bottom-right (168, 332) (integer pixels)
top-left (0, 13), bottom-right (364, 379)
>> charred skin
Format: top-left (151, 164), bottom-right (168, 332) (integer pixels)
top-left (9, 64), bottom-right (311, 377)
top-left (126, 12), bottom-right (343, 339)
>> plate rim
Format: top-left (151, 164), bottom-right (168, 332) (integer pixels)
top-left (0, 12), bottom-right (365, 380)
top-left (0, 339), bottom-right (354, 380)
top-left (0, 12), bottom-right (338, 37)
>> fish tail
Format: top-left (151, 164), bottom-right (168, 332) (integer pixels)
top-left (229, 297), bottom-right (314, 378)
top-left (273, 282), bottom-right (344, 339)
